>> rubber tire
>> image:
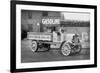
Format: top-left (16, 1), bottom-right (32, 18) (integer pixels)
top-left (75, 45), bottom-right (82, 54)
top-left (31, 40), bottom-right (37, 52)
top-left (60, 41), bottom-right (71, 56)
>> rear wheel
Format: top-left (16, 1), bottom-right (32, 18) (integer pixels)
top-left (60, 41), bottom-right (71, 56)
top-left (31, 40), bottom-right (37, 52)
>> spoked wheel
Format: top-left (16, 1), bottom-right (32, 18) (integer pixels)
top-left (31, 40), bottom-right (37, 52)
top-left (60, 41), bottom-right (71, 56)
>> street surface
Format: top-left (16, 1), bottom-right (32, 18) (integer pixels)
top-left (21, 39), bottom-right (90, 63)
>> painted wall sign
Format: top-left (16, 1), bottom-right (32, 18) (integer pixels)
top-left (42, 17), bottom-right (60, 25)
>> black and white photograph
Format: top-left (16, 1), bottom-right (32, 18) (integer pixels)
top-left (21, 10), bottom-right (90, 63)
top-left (11, 1), bottom-right (97, 72)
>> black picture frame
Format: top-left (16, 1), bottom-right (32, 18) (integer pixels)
top-left (10, 0), bottom-right (97, 73)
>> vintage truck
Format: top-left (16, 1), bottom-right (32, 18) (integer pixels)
top-left (27, 30), bottom-right (82, 56)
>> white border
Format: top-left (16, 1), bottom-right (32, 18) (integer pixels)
top-left (16, 4), bottom-right (94, 69)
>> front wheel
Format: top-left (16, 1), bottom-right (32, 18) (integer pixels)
top-left (60, 41), bottom-right (71, 56)
top-left (75, 45), bottom-right (82, 54)
top-left (31, 40), bottom-right (37, 52)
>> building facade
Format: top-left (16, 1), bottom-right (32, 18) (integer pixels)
top-left (21, 10), bottom-right (90, 48)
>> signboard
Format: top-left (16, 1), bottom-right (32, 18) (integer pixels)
top-left (27, 32), bottom-right (52, 41)
top-left (81, 32), bottom-right (90, 48)
top-left (42, 17), bottom-right (60, 25)
top-left (82, 32), bottom-right (89, 42)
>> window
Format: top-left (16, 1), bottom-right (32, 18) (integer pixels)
top-left (28, 12), bottom-right (32, 19)
top-left (42, 11), bottom-right (48, 16)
